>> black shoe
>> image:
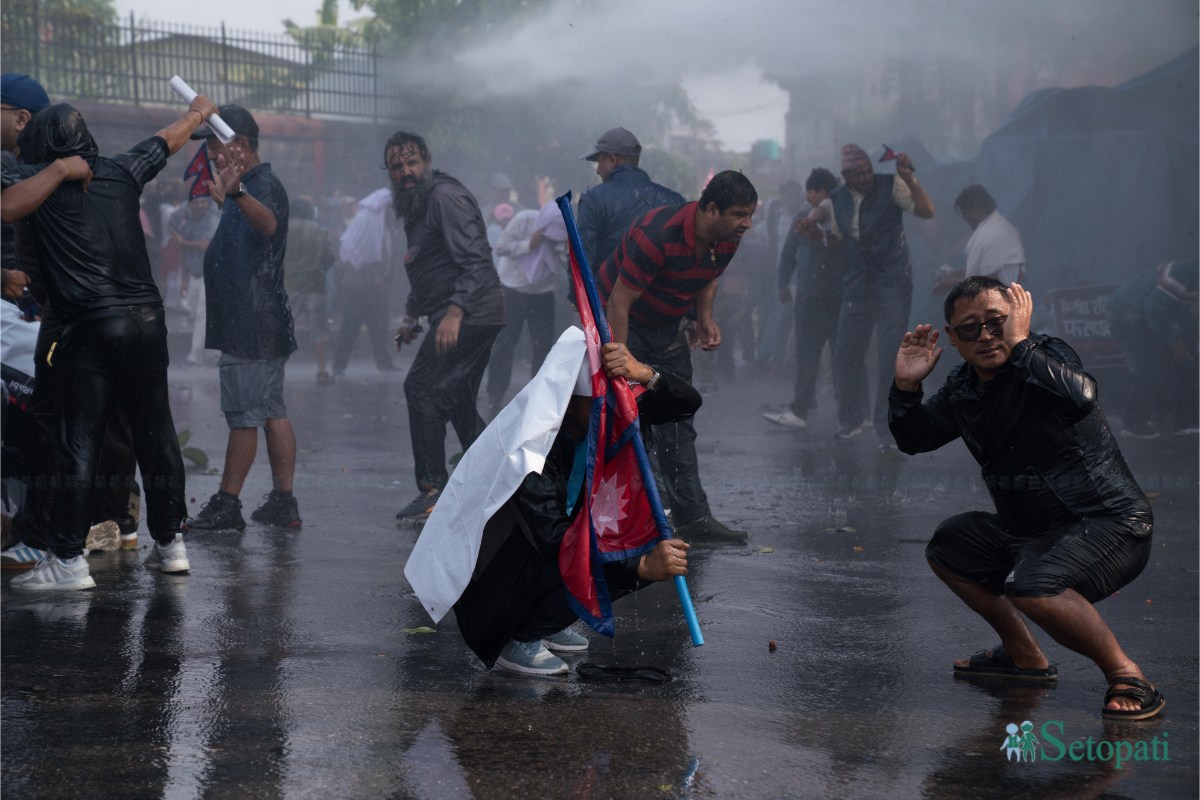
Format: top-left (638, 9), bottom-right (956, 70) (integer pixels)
top-left (396, 488), bottom-right (440, 522)
top-left (184, 493), bottom-right (246, 532)
top-left (251, 491), bottom-right (302, 529)
top-left (674, 515), bottom-right (747, 544)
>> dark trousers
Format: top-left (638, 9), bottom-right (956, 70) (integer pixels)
top-left (47, 305), bottom-right (187, 558)
top-left (486, 288), bottom-right (556, 407)
top-left (790, 292), bottom-right (841, 417)
top-left (404, 323), bottom-right (501, 492)
top-left (627, 322), bottom-right (710, 525)
top-left (19, 313), bottom-right (139, 550)
top-left (833, 272), bottom-right (912, 429)
top-left (332, 283), bottom-right (393, 372)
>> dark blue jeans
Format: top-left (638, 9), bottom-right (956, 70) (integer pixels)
top-left (626, 321), bottom-right (710, 526)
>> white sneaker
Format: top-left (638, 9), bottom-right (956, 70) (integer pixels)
top-left (145, 534), bottom-right (190, 574)
top-left (11, 555), bottom-right (96, 591)
top-left (542, 625), bottom-right (590, 653)
top-left (1, 542), bottom-right (49, 571)
top-left (496, 638), bottom-right (569, 676)
top-left (763, 409), bottom-right (807, 429)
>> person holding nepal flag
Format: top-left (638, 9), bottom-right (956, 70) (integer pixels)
top-left (405, 196), bottom-right (704, 677)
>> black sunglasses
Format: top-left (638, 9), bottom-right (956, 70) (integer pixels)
top-left (952, 315), bottom-right (1007, 342)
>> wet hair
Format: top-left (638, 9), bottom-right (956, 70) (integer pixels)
top-left (805, 168), bottom-right (838, 195)
top-left (943, 275), bottom-right (1007, 322)
top-left (291, 196), bottom-right (316, 221)
top-left (383, 131), bottom-right (430, 166)
top-left (17, 103), bottom-right (98, 166)
top-left (954, 184), bottom-right (996, 217)
top-left (699, 170), bottom-right (757, 213)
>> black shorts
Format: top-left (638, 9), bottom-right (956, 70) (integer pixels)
top-left (925, 511), bottom-right (1152, 603)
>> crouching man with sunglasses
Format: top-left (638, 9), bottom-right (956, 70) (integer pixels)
top-left (888, 276), bottom-right (1163, 721)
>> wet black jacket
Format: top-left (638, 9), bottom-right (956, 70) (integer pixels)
top-left (401, 171), bottom-right (504, 326)
top-left (453, 370), bottom-right (702, 667)
top-left (577, 165), bottom-right (685, 271)
top-left (889, 334), bottom-right (1152, 536)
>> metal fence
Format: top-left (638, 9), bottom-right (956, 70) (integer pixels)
top-left (1, 6), bottom-right (402, 121)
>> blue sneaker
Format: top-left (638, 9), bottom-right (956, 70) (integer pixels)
top-left (542, 625), bottom-right (590, 653)
top-left (1, 542), bottom-right (49, 571)
top-left (496, 638), bottom-right (568, 676)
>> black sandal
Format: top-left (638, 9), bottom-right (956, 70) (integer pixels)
top-left (1102, 676), bottom-right (1165, 720)
top-left (952, 644), bottom-right (1058, 680)
top-left (576, 662), bottom-right (671, 683)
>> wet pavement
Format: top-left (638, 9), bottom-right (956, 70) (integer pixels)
top-left (3, 348), bottom-right (1197, 799)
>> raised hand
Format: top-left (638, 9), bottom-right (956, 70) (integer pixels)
top-left (894, 324), bottom-right (942, 391)
top-left (1004, 283), bottom-right (1033, 346)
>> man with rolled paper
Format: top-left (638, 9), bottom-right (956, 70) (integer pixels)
top-left (184, 105), bottom-right (301, 532)
top-left (0, 94), bottom-right (220, 588)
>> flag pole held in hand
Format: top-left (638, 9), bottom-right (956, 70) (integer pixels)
top-left (555, 192), bottom-right (704, 647)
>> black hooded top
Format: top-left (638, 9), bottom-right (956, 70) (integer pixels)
top-left (6, 104), bottom-right (167, 319)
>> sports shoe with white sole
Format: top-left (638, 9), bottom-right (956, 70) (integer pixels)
top-left (763, 409), bottom-right (807, 429)
top-left (542, 625), bottom-right (590, 653)
top-left (496, 638), bottom-right (569, 676)
top-left (1, 542), bottom-right (49, 571)
top-left (145, 534), bottom-right (190, 574)
top-left (11, 555), bottom-right (96, 591)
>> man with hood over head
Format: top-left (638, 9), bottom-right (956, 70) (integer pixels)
top-left (0, 96), bottom-right (220, 588)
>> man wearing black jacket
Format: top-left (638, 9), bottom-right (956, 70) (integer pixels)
top-left (387, 131), bottom-right (505, 522)
top-left (2, 97), bottom-right (220, 588)
top-left (889, 276), bottom-right (1163, 721)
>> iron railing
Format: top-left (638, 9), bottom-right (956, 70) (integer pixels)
top-left (1, 5), bottom-right (401, 121)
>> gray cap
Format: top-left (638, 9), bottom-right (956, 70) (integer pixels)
top-left (580, 127), bottom-right (642, 161)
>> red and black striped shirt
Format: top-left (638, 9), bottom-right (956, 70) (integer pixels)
top-left (598, 202), bottom-right (739, 329)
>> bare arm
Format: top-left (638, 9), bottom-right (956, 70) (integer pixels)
top-left (896, 153), bottom-right (934, 219)
top-left (606, 277), bottom-right (644, 345)
top-left (693, 278), bottom-right (721, 350)
top-left (153, 95), bottom-right (218, 156)
top-left (0, 157), bottom-right (92, 222)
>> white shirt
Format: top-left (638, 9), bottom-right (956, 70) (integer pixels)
top-left (965, 210), bottom-right (1026, 286)
top-left (493, 205), bottom-right (567, 295)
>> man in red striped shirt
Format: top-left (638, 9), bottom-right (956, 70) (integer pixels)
top-left (598, 170), bottom-right (757, 542)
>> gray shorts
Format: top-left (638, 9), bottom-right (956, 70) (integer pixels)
top-left (219, 354), bottom-right (289, 429)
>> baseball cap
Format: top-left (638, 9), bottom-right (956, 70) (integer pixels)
top-left (1, 73), bottom-right (50, 113)
top-left (190, 104), bottom-right (259, 147)
top-left (580, 127), bottom-right (642, 161)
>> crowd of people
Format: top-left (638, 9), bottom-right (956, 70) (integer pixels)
top-left (1, 69), bottom-right (1190, 722)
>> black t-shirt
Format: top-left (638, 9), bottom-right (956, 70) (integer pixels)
top-left (6, 137), bottom-right (168, 320)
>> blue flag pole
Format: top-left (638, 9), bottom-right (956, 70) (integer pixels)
top-left (556, 192), bottom-right (704, 647)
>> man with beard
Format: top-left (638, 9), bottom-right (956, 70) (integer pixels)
top-left (388, 132), bottom-right (505, 523)
top-left (598, 170), bottom-right (757, 543)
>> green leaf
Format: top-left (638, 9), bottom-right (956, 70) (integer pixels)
top-left (403, 626), bottom-right (436, 635)
top-left (177, 429), bottom-right (191, 448)
top-left (181, 447), bottom-right (208, 471)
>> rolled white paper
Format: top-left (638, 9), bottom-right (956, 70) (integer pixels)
top-left (168, 75), bottom-right (235, 144)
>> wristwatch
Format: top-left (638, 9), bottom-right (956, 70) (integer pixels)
top-left (229, 183), bottom-right (247, 199)
top-left (645, 370), bottom-right (662, 391)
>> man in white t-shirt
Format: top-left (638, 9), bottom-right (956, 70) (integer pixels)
top-left (950, 185), bottom-right (1026, 287)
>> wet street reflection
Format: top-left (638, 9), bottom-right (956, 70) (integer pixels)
top-left (3, 362), bottom-right (1196, 798)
